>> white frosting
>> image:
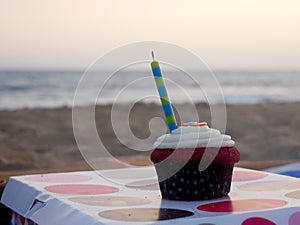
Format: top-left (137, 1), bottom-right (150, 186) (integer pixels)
top-left (154, 124), bottom-right (235, 149)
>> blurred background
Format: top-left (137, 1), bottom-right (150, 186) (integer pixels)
top-left (1, 0), bottom-right (300, 177)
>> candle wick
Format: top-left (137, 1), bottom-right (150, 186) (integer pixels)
top-left (151, 51), bottom-right (155, 61)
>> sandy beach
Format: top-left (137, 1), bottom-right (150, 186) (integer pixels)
top-left (0, 102), bottom-right (300, 177)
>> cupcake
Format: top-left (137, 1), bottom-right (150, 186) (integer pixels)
top-left (151, 122), bottom-right (240, 201)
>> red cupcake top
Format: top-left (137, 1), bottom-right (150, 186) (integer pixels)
top-left (151, 147), bottom-right (240, 165)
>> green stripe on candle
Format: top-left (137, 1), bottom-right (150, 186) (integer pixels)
top-left (151, 61), bottom-right (159, 69)
top-left (166, 114), bottom-right (176, 124)
top-left (160, 96), bottom-right (170, 106)
top-left (155, 77), bottom-right (164, 87)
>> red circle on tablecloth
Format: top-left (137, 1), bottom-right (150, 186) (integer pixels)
top-left (45, 184), bottom-right (119, 195)
top-left (289, 211), bottom-right (300, 225)
top-left (197, 199), bottom-right (287, 212)
top-left (242, 217), bottom-right (276, 225)
top-left (232, 171), bottom-right (268, 182)
top-left (25, 174), bottom-right (92, 183)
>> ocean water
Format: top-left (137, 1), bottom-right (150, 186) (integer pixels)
top-left (0, 70), bottom-right (300, 110)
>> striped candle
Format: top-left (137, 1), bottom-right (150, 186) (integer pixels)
top-left (151, 52), bottom-right (178, 133)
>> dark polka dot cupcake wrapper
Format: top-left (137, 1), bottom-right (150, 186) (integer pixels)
top-left (154, 162), bottom-right (234, 200)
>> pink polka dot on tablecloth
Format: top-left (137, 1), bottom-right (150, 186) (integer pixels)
top-left (242, 217), bottom-right (276, 225)
top-left (197, 199), bottom-right (287, 212)
top-left (45, 184), bottom-right (119, 195)
top-left (25, 173), bottom-right (92, 183)
top-left (232, 171), bottom-right (268, 182)
top-left (289, 211), bottom-right (300, 225)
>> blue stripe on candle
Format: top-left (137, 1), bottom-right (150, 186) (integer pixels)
top-left (163, 104), bottom-right (173, 116)
top-left (158, 86), bottom-right (168, 97)
top-left (152, 67), bottom-right (162, 77)
top-left (168, 122), bottom-right (178, 132)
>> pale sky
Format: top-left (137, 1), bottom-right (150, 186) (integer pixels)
top-left (0, 0), bottom-right (300, 70)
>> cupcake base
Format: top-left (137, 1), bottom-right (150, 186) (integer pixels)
top-left (154, 161), bottom-right (234, 201)
top-left (151, 147), bottom-right (240, 201)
